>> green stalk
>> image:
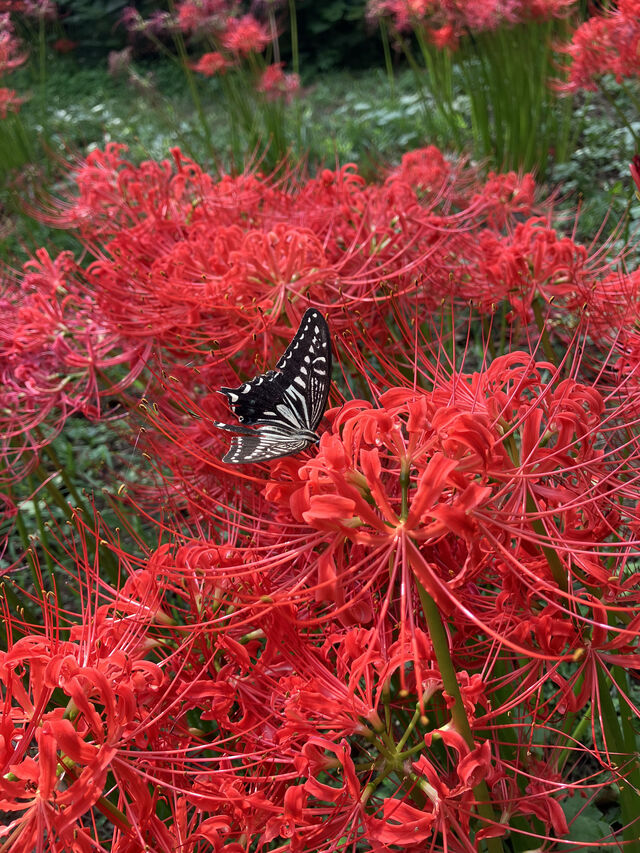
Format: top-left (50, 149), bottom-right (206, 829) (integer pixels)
top-left (414, 29), bottom-right (462, 148)
top-left (287, 0), bottom-right (299, 78)
top-left (410, 553), bottom-right (503, 852)
top-left (400, 459), bottom-right (410, 521)
top-left (378, 19), bottom-right (395, 93)
top-left (14, 509), bottom-right (43, 597)
top-left (59, 757), bottom-right (132, 833)
top-left (599, 83), bottom-right (639, 144)
top-left (0, 580), bottom-right (40, 634)
top-left (596, 665), bottom-right (640, 851)
top-left (38, 13), bottom-right (46, 131)
top-left (531, 297), bottom-right (557, 366)
top-left (27, 473), bottom-right (55, 579)
top-left (166, 1), bottom-right (214, 157)
top-left (554, 702), bottom-right (591, 771)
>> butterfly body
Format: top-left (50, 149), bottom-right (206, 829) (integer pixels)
top-left (215, 309), bottom-right (332, 464)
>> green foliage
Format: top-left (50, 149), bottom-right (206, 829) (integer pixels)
top-left (51, 0), bottom-right (382, 69)
top-left (55, 0), bottom-right (160, 56)
top-left (383, 16), bottom-right (577, 177)
top-left (550, 83), bottom-right (640, 258)
top-left (290, 0), bottom-right (382, 72)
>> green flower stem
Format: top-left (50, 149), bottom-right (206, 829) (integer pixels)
top-left (554, 701), bottom-right (591, 772)
top-left (396, 705), bottom-right (422, 752)
top-left (414, 571), bottom-right (503, 852)
top-left (287, 0), bottom-right (299, 78)
top-left (400, 458), bottom-right (411, 521)
top-left (600, 83), bottom-right (640, 145)
top-left (166, 1), bottom-right (214, 157)
top-left (27, 473), bottom-right (55, 578)
top-left (413, 31), bottom-right (462, 148)
top-left (378, 19), bottom-right (394, 93)
top-left (524, 488), bottom-right (568, 591)
top-left (502, 432), bottom-right (568, 592)
top-left (597, 664), bottom-right (640, 851)
top-left (531, 297), bottom-right (557, 366)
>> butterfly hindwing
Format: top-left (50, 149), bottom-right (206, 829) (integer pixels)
top-left (215, 309), bottom-right (332, 464)
top-left (221, 431), bottom-right (312, 464)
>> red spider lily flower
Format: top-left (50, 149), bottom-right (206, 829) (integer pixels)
top-left (559, 0), bottom-right (640, 93)
top-left (472, 170), bottom-right (536, 225)
top-left (52, 36), bottom-right (76, 53)
top-left (262, 345), bottom-right (640, 658)
top-left (0, 518), bottom-right (189, 850)
top-left (256, 63), bottom-right (300, 102)
top-left (176, 0), bottom-right (231, 35)
top-left (429, 24), bottom-right (458, 50)
top-left (21, 0), bottom-right (57, 20)
top-left (192, 50), bottom-right (229, 76)
top-left (0, 85), bottom-right (22, 116)
top-left (0, 248), bottom-right (151, 481)
top-left (0, 14), bottom-right (27, 75)
top-left (0, 624), bottom-right (170, 847)
top-left (221, 14), bottom-right (270, 56)
top-left (367, 0), bottom-right (574, 41)
top-left (472, 216), bottom-right (588, 320)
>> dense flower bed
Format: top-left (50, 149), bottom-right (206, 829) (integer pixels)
top-left (1, 145), bottom-right (640, 850)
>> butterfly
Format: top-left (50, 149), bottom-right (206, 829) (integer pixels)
top-left (214, 309), bottom-right (332, 464)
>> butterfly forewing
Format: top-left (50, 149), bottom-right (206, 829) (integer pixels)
top-left (276, 309), bottom-right (332, 430)
top-left (215, 309), bottom-right (332, 464)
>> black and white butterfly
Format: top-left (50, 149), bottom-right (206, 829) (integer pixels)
top-left (214, 309), bottom-right (332, 464)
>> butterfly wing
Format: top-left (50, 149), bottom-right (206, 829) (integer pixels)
top-left (218, 369), bottom-right (288, 427)
top-left (221, 429), bottom-right (314, 464)
top-left (219, 309), bottom-right (332, 432)
top-left (275, 308), bottom-right (332, 431)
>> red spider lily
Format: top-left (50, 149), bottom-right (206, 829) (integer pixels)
top-left (221, 14), bottom-right (270, 56)
top-left (367, 0), bottom-right (574, 42)
top-left (0, 556), bottom-right (179, 850)
top-left (27, 141), bottom-right (633, 534)
top-left (6, 143), bottom-right (640, 850)
top-left (559, 0), bottom-right (640, 92)
top-left (0, 85), bottom-right (22, 116)
top-left (0, 248), bottom-right (151, 481)
top-left (21, 0), bottom-right (56, 20)
top-left (41, 143), bottom-right (550, 370)
top-left (175, 0), bottom-right (233, 35)
top-left (257, 343), bottom-right (640, 663)
top-left (257, 63), bottom-right (300, 102)
top-left (0, 13), bottom-right (26, 76)
top-left (192, 50), bottom-right (229, 76)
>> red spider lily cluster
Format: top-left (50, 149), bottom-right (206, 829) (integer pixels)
top-left (123, 1), bottom-right (299, 101)
top-left (366, 0), bottom-right (575, 49)
top-left (2, 144), bottom-right (640, 850)
top-left (0, 11), bottom-right (27, 116)
top-left (559, 0), bottom-right (640, 92)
